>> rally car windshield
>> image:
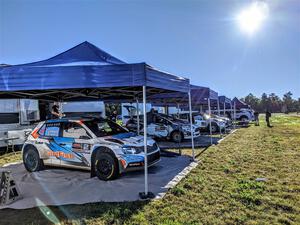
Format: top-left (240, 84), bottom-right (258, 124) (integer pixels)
top-left (84, 119), bottom-right (128, 137)
top-left (158, 114), bottom-right (187, 124)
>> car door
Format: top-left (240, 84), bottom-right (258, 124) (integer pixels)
top-left (37, 122), bottom-right (63, 166)
top-left (56, 121), bottom-right (92, 168)
top-left (139, 114), bottom-right (168, 138)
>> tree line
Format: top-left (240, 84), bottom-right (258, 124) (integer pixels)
top-left (241, 92), bottom-right (300, 113)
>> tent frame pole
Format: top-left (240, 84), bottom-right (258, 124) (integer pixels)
top-left (217, 98), bottom-right (222, 137)
top-left (224, 102), bottom-right (226, 133)
top-left (139, 86), bottom-right (154, 199)
top-left (208, 98), bottom-right (213, 145)
top-left (58, 100), bottom-right (63, 118)
top-left (188, 90), bottom-right (195, 161)
top-left (136, 97), bottom-right (140, 135)
top-left (234, 101), bottom-right (236, 129)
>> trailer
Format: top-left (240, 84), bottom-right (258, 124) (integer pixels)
top-left (0, 99), bottom-right (39, 148)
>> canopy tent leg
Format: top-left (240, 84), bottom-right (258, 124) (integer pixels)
top-left (136, 98), bottom-right (140, 135)
top-left (58, 100), bottom-right (64, 118)
top-left (224, 102), bottom-right (226, 133)
top-left (233, 101), bottom-right (236, 129)
top-left (217, 98), bottom-right (220, 116)
top-left (165, 105), bottom-right (169, 115)
top-left (217, 98), bottom-right (222, 138)
top-left (17, 99), bottom-right (21, 124)
top-left (176, 102), bottom-right (182, 155)
top-left (208, 98), bottom-right (213, 145)
top-left (139, 86), bottom-right (154, 199)
top-left (188, 90), bottom-right (195, 161)
top-left (177, 103), bottom-right (180, 117)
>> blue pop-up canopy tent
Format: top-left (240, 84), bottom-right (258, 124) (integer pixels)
top-left (149, 85), bottom-right (218, 107)
top-left (0, 42), bottom-right (189, 101)
top-left (217, 95), bottom-right (232, 116)
top-left (218, 96), bottom-right (232, 106)
top-left (149, 85), bottom-right (220, 142)
top-left (0, 41), bottom-right (193, 199)
top-left (211, 95), bottom-right (231, 111)
top-left (232, 97), bottom-right (250, 109)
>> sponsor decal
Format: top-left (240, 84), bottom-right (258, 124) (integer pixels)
top-left (47, 151), bottom-right (74, 159)
top-left (72, 143), bottom-right (90, 154)
top-left (31, 127), bottom-right (39, 139)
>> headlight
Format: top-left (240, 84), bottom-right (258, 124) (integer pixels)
top-left (182, 126), bottom-right (191, 131)
top-left (122, 145), bottom-right (137, 154)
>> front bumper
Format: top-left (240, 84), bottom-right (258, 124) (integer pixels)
top-left (119, 150), bottom-right (161, 173)
top-left (183, 131), bottom-right (200, 139)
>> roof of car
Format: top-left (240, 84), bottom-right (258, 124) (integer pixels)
top-left (46, 116), bottom-right (104, 123)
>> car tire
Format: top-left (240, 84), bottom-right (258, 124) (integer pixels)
top-left (23, 146), bottom-right (44, 172)
top-left (239, 116), bottom-right (248, 122)
top-left (94, 152), bottom-right (119, 181)
top-left (209, 123), bottom-right (219, 133)
top-left (171, 131), bottom-right (183, 143)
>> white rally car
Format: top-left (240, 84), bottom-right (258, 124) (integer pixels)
top-left (126, 112), bottom-right (200, 143)
top-left (22, 117), bottom-right (160, 180)
top-left (194, 114), bottom-right (226, 133)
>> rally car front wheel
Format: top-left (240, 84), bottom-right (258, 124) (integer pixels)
top-left (94, 152), bottom-right (119, 181)
top-left (209, 123), bottom-right (219, 133)
top-left (23, 146), bottom-right (44, 172)
top-left (171, 131), bottom-right (183, 143)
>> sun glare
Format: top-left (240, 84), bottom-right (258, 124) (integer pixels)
top-left (237, 1), bottom-right (269, 35)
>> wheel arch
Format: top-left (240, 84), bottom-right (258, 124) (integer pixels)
top-left (90, 146), bottom-right (118, 177)
top-left (208, 122), bottom-right (219, 132)
top-left (170, 129), bottom-right (184, 141)
top-left (239, 115), bottom-right (249, 120)
top-left (22, 144), bottom-right (40, 159)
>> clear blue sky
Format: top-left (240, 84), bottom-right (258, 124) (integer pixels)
top-left (0, 0), bottom-right (299, 99)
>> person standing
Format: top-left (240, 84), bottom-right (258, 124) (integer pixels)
top-left (110, 110), bottom-right (117, 122)
top-left (51, 103), bottom-right (60, 119)
top-left (254, 111), bottom-right (259, 126)
top-left (147, 108), bottom-right (155, 124)
top-left (265, 110), bottom-right (272, 127)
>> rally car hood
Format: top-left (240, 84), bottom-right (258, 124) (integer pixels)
top-left (100, 132), bottom-right (154, 147)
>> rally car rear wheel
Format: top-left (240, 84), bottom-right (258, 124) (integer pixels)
top-left (23, 146), bottom-right (44, 172)
top-left (240, 116), bottom-right (248, 122)
top-left (171, 131), bottom-right (183, 143)
top-left (94, 152), bottom-right (118, 181)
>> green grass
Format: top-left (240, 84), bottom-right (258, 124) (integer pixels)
top-left (0, 114), bottom-right (299, 224)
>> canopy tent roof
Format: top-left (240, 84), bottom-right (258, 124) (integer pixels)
top-left (232, 97), bottom-right (250, 109)
top-left (13, 41), bottom-right (126, 67)
top-left (150, 85), bottom-right (218, 106)
top-left (218, 96), bottom-right (232, 104)
top-left (0, 42), bottom-right (190, 101)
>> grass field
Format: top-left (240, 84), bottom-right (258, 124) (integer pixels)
top-left (0, 114), bottom-right (299, 225)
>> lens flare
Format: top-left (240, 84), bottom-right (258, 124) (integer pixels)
top-left (236, 1), bottom-right (269, 35)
